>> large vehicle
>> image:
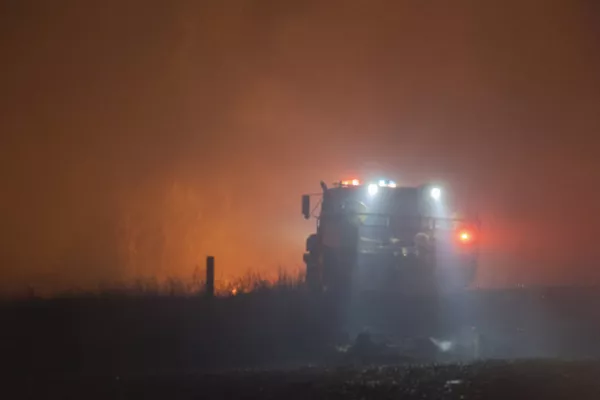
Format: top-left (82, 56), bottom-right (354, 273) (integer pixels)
top-left (302, 178), bottom-right (480, 294)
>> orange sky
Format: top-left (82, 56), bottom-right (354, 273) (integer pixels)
top-left (1, 1), bottom-right (600, 295)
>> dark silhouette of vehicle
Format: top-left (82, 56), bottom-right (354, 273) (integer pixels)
top-left (302, 178), bottom-right (479, 294)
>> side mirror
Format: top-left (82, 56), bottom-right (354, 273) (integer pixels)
top-left (302, 195), bottom-right (310, 219)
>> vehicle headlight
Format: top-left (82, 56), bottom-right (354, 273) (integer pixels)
top-left (430, 187), bottom-right (441, 200)
top-left (368, 183), bottom-right (379, 196)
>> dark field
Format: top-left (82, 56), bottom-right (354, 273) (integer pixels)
top-left (3, 285), bottom-right (600, 398)
top-left (9, 360), bottom-right (600, 399)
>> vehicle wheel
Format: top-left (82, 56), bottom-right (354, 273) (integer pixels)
top-left (304, 252), bottom-right (322, 291)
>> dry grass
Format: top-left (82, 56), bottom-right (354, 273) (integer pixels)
top-left (31, 268), bottom-right (306, 299)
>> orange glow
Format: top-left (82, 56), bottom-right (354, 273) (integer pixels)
top-left (459, 230), bottom-right (473, 243)
top-left (341, 179), bottom-right (361, 186)
top-left (2, 0), bottom-right (599, 296)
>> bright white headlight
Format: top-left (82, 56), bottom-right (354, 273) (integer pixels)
top-left (368, 183), bottom-right (379, 196)
top-left (430, 187), bottom-right (441, 200)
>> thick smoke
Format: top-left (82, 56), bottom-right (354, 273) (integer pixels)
top-left (1, 0), bottom-right (599, 294)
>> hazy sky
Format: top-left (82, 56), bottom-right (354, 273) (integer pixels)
top-left (1, 0), bottom-right (599, 294)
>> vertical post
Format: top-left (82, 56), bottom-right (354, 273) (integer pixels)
top-left (206, 256), bottom-right (215, 297)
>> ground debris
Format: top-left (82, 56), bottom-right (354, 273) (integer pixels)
top-left (9, 360), bottom-right (600, 399)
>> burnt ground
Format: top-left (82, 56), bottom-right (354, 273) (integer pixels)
top-left (8, 360), bottom-right (600, 399)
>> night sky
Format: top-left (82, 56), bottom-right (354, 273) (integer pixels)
top-left (1, 0), bottom-right (599, 294)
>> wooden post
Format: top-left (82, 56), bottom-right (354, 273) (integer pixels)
top-left (206, 256), bottom-right (215, 297)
